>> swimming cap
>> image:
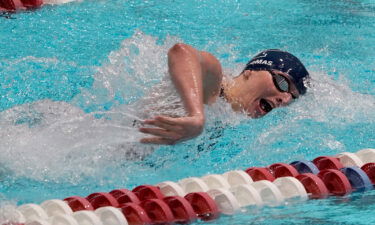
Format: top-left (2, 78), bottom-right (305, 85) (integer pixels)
top-left (243, 49), bottom-right (309, 95)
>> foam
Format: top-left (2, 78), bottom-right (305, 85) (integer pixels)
top-left (222, 70), bottom-right (375, 168)
top-left (0, 32), bottom-right (243, 183)
top-left (0, 100), bottom-right (149, 182)
top-left (292, 71), bottom-right (375, 123)
top-left (71, 30), bottom-right (180, 111)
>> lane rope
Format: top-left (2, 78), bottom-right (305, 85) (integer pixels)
top-left (3, 148), bottom-right (374, 225)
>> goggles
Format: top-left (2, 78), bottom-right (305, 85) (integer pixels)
top-left (269, 70), bottom-right (299, 99)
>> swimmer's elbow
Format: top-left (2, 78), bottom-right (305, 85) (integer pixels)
top-left (168, 43), bottom-right (197, 58)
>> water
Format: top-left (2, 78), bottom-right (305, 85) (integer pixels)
top-left (1, 0), bottom-right (375, 224)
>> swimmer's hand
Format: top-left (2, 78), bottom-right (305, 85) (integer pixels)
top-left (139, 115), bottom-right (204, 145)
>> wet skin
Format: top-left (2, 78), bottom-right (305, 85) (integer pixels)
top-left (139, 43), bottom-right (299, 145)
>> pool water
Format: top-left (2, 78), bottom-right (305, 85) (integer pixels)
top-left (1, 0), bottom-right (375, 224)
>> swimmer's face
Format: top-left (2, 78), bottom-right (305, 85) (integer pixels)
top-left (233, 70), bottom-right (297, 118)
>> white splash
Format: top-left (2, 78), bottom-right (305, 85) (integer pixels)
top-left (72, 30), bottom-right (180, 110)
top-left (227, 70), bottom-right (375, 167)
top-left (0, 32), bottom-right (182, 182)
top-left (293, 71), bottom-right (375, 124)
top-left (0, 100), bottom-right (148, 182)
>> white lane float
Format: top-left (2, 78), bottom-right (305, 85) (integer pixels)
top-left (273, 177), bottom-right (308, 201)
top-left (250, 180), bottom-right (284, 206)
top-left (356, 148), bottom-right (375, 164)
top-left (202, 174), bottom-right (231, 189)
top-left (40, 199), bottom-right (73, 217)
top-left (223, 170), bottom-right (253, 187)
top-left (18, 204), bottom-right (49, 222)
top-left (25, 219), bottom-right (51, 225)
top-left (207, 188), bottom-right (240, 215)
top-left (336, 152), bottom-right (364, 167)
top-left (49, 214), bottom-right (79, 225)
top-left (156, 181), bottom-right (185, 197)
top-left (73, 210), bottom-right (103, 225)
top-left (178, 177), bottom-right (210, 193)
top-left (95, 206), bottom-right (128, 225)
top-left (2, 209), bottom-right (26, 224)
top-left (230, 184), bottom-right (263, 207)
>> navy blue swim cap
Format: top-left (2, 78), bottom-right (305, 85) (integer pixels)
top-left (244, 49), bottom-right (309, 95)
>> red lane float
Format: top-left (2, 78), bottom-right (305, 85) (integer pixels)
top-left (121, 203), bottom-right (152, 225)
top-left (164, 196), bottom-right (197, 224)
top-left (20, 0), bottom-right (42, 8)
top-left (110, 189), bottom-right (141, 205)
top-left (0, 0), bottom-right (42, 11)
top-left (296, 173), bottom-right (329, 199)
top-left (361, 163), bottom-right (375, 184)
top-left (118, 193), bottom-right (141, 205)
top-left (0, 0), bottom-right (23, 11)
top-left (313, 156), bottom-right (344, 170)
top-left (245, 167), bottom-right (275, 181)
top-left (110, 189), bottom-right (132, 199)
top-left (63, 196), bottom-right (94, 212)
top-left (317, 169), bottom-right (352, 196)
top-left (86, 192), bottom-right (119, 209)
top-left (132, 185), bottom-right (165, 201)
top-left (184, 192), bottom-right (219, 221)
top-left (140, 199), bottom-right (175, 224)
top-left (269, 163), bottom-right (300, 178)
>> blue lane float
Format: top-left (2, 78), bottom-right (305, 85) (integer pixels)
top-left (290, 160), bottom-right (320, 174)
top-left (341, 167), bottom-right (373, 191)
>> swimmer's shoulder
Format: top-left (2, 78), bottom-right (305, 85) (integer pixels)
top-left (199, 51), bottom-right (223, 104)
top-left (199, 51), bottom-right (222, 80)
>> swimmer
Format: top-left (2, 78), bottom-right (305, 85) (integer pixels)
top-left (139, 43), bottom-right (309, 145)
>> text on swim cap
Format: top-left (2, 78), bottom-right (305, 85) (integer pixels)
top-left (249, 59), bottom-right (273, 66)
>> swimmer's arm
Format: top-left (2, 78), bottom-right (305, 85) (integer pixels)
top-left (167, 43), bottom-right (223, 115)
top-left (200, 51), bottom-right (224, 104)
top-left (139, 43), bottom-right (222, 145)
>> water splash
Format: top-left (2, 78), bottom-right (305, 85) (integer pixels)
top-left (225, 71), bottom-right (375, 169)
top-left (0, 31), bottom-right (248, 188)
top-left (293, 71), bottom-right (375, 123)
top-left (0, 100), bottom-right (150, 182)
top-left (72, 30), bottom-right (181, 111)
top-left (0, 32), bottom-right (183, 182)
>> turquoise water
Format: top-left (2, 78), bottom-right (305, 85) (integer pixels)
top-left (1, 0), bottom-right (375, 224)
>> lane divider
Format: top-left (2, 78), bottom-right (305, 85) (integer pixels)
top-left (337, 152), bottom-right (364, 167)
top-left (356, 149), bottom-right (375, 164)
top-left (341, 167), bottom-right (373, 191)
top-left (3, 148), bottom-right (374, 225)
top-left (295, 173), bottom-right (329, 199)
top-left (290, 160), bottom-right (320, 174)
top-left (72, 210), bottom-right (103, 225)
top-left (0, 0), bottom-right (42, 11)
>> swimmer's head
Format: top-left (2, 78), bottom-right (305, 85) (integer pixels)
top-left (223, 49), bottom-right (309, 118)
top-left (243, 49), bottom-right (310, 96)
